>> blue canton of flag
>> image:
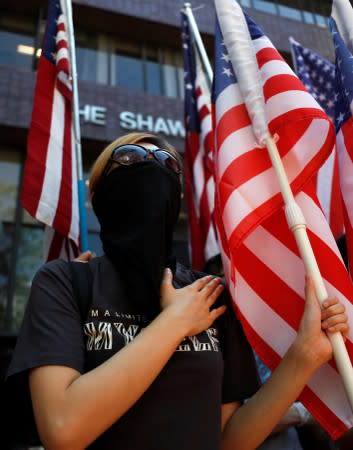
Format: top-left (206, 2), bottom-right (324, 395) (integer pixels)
top-left (213, 11), bottom-right (266, 104)
top-left (290, 36), bottom-right (344, 240)
top-left (212, 18), bottom-right (236, 102)
top-left (181, 12), bottom-right (199, 134)
top-left (328, 16), bottom-right (353, 276)
top-left (290, 37), bottom-right (335, 119)
top-left (329, 18), bottom-right (353, 132)
top-left (43, 1), bottom-right (60, 63)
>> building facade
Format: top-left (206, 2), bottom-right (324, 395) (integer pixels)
top-left (0, 0), bottom-right (334, 342)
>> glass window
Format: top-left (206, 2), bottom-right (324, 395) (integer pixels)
top-left (96, 35), bottom-right (110, 85)
top-left (76, 46), bottom-right (98, 83)
top-left (278, 5), bottom-right (302, 21)
top-left (12, 225), bottom-right (44, 331)
top-left (315, 14), bottom-right (328, 28)
top-left (0, 149), bottom-right (21, 331)
top-left (162, 51), bottom-right (179, 98)
top-left (239, 0), bottom-right (252, 7)
top-left (174, 52), bottom-right (185, 101)
top-left (113, 40), bottom-right (143, 91)
top-left (162, 49), bottom-right (186, 99)
top-left (253, 0), bottom-right (277, 14)
top-left (76, 31), bottom-right (99, 83)
top-left (0, 14), bottom-right (37, 70)
top-left (0, 30), bottom-right (35, 69)
top-left (116, 53), bottom-right (143, 90)
top-left (145, 47), bottom-right (162, 96)
top-left (303, 11), bottom-right (315, 25)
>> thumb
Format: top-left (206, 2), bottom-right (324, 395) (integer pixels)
top-left (304, 276), bottom-right (321, 317)
top-left (160, 268), bottom-right (173, 295)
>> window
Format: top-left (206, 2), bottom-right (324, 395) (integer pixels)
top-left (113, 40), bottom-right (143, 91)
top-left (75, 30), bottom-right (99, 83)
top-left (278, 5), bottom-right (303, 21)
top-left (162, 50), bottom-right (180, 98)
top-left (236, 1), bottom-right (330, 28)
top-left (0, 30), bottom-right (36, 70)
top-left (12, 226), bottom-right (45, 330)
top-left (315, 14), bottom-right (328, 28)
top-left (253, 0), bottom-right (277, 14)
top-left (0, 14), bottom-right (38, 70)
top-left (144, 47), bottom-right (162, 96)
top-left (239, 0), bottom-right (252, 7)
top-left (0, 149), bottom-right (21, 331)
top-left (112, 40), bottom-right (183, 98)
top-left (303, 11), bottom-right (315, 25)
top-left (0, 13), bottom-right (184, 99)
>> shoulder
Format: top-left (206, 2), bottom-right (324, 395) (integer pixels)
top-left (33, 255), bottom-right (103, 285)
top-left (27, 259), bottom-right (78, 315)
top-left (32, 258), bottom-right (71, 283)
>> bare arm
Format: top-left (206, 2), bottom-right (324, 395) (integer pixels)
top-left (220, 277), bottom-right (349, 450)
top-left (30, 269), bottom-right (225, 450)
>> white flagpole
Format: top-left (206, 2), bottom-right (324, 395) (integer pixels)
top-left (182, 3), bottom-right (213, 86)
top-left (332, 0), bottom-right (353, 53)
top-left (214, 0), bottom-right (353, 411)
top-left (61, 0), bottom-right (89, 252)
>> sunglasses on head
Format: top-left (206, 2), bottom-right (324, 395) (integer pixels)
top-left (104, 143), bottom-right (182, 177)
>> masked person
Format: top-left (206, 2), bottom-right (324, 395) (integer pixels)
top-left (6, 132), bottom-right (349, 450)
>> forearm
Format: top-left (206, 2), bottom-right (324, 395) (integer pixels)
top-left (221, 344), bottom-right (317, 450)
top-left (32, 310), bottom-right (186, 449)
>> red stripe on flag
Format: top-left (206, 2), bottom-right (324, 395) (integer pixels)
top-left (256, 46), bottom-right (283, 68)
top-left (263, 74), bottom-right (308, 98)
top-left (52, 99), bottom-right (73, 237)
top-left (236, 243), bottom-right (303, 329)
top-left (215, 103), bottom-right (250, 150)
top-left (21, 58), bottom-right (55, 217)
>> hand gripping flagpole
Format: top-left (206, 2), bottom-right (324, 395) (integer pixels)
top-left (214, 0), bottom-right (353, 411)
top-left (62, 0), bottom-right (89, 252)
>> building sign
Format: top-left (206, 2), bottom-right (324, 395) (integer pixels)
top-left (79, 105), bottom-right (185, 138)
top-left (79, 105), bottom-right (107, 125)
top-left (119, 111), bottom-right (185, 138)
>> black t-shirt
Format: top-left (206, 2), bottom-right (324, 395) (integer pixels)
top-left (7, 256), bottom-right (259, 450)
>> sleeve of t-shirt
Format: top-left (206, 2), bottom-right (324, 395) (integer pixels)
top-left (217, 291), bottom-right (260, 404)
top-left (6, 259), bottom-right (85, 379)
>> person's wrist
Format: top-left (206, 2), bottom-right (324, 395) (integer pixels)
top-left (158, 306), bottom-right (190, 341)
top-left (285, 338), bottom-right (322, 376)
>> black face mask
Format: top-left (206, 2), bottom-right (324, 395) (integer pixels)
top-left (92, 161), bottom-right (181, 318)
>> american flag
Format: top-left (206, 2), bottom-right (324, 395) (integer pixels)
top-left (329, 16), bottom-right (353, 276)
top-left (21, 0), bottom-right (80, 261)
top-left (213, 2), bottom-right (353, 439)
top-left (290, 37), bottom-right (344, 239)
top-left (180, 10), bottom-right (219, 270)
